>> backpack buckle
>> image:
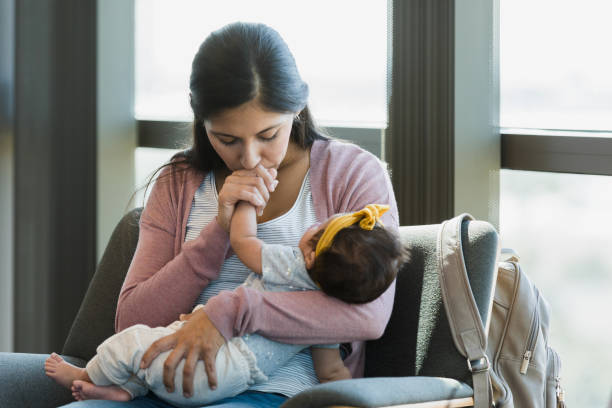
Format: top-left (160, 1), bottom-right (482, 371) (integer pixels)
top-left (467, 355), bottom-right (490, 373)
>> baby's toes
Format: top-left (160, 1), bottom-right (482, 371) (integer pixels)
top-left (49, 352), bottom-right (63, 363)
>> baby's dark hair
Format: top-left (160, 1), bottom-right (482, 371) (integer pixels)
top-left (308, 222), bottom-right (407, 304)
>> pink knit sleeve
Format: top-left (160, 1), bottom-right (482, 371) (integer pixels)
top-left (203, 145), bottom-right (398, 345)
top-left (204, 282), bottom-right (395, 344)
top-left (115, 167), bottom-right (231, 332)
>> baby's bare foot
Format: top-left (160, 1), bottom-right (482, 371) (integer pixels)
top-left (72, 380), bottom-right (131, 402)
top-left (44, 353), bottom-right (87, 389)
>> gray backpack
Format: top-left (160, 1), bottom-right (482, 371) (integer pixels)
top-left (438, 214), bottom-right (566, 408)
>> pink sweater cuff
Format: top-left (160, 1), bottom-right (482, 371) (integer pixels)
top-left (202, 291), bottom-right (243, 341)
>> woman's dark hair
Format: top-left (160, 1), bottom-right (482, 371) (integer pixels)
top-left (155, 22), bottom-right (327, 181)
top-left (308, 223), bottom-right (408, 304)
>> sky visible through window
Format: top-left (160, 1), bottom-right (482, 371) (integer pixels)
top-left (134, 0), bottom-right (388, 203)
top-left (501, 1), bottom-right (612, 406)
top-left (135, 0), bottom-right (388, 128)
top-left (501, 0), bottom-right (612, 132)
top-left (500, 171), bottom-right (612, 407)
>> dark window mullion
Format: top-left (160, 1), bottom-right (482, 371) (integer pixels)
top-left (502, 132), bottom-right (612, 176)
top-left (136, 119), bottom-right (385, 159)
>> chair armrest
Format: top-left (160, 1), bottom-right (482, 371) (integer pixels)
top-left (281, 376), bottom-right (473, 408)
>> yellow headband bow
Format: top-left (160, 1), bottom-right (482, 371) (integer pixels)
top-left (314, 204), bottom-right (390, 257)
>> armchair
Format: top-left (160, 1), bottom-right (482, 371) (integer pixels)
top-left (0, 209), bottom-right (498, 408)
top-left (282, 219), bottom-right (498, 407)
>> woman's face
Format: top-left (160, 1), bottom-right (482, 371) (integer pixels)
top-left (203, 100), bottom-right (296, 171)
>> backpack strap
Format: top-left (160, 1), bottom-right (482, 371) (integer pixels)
top-left (437, 213), bottom-right (493, 408)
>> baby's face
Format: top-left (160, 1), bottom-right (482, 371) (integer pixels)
top-left (298, 215), bottom-right (339, 268)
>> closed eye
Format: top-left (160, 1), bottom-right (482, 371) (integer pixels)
top-left (259, 132), bottom-right (279, 142)
top-left (213, 129), bottom-right (279, 145)
top-left (216, 135), bottom-right (237, 145)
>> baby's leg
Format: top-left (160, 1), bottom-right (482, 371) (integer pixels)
top-left (44, 353), bottom-right (89, 388)
top-left (90, 323), bottom-right (252, 406)
top-left (241, 333), bottom-right (308, 376)
top-left (88, 324), bottom-right (174, 390)
top-left (45, 352), bottom-right (132, 402)
top-left (146, 337), bottom-right (265, 406)
top-left (92, 324), bottom-right (307, 406)
top-left (71, 381), bottom-right (131, 402)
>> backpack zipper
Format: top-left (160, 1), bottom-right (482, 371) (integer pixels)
top-left (520, 291), bottom-right (540, 374)
top-left (551, 347), bottom-right (566, 407)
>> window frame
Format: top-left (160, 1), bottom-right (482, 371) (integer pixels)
top-left (136, 0), bottom-right (612, 223)
top-left (137, 120), bottom-right (384, 159)
top-left (136, 0), bottom-right (500, 228)
top-left (502, 130), bottom-right (612, 176)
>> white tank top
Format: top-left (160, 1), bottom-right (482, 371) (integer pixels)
top-left (185, 170), bottom-right (320, 397)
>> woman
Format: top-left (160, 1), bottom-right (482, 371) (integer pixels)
top-left (65, 22), bottom-right (398, 407)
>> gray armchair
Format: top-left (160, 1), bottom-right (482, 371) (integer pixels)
top-left (0, 208), bottom-right (498, 408)
top-left (282, 219), bottom-right (498, 408)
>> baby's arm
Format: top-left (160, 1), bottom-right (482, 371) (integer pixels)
top-left (230, 201), bottom-right (262, 274)
top-left (311, 347), bottom-right (352, 383)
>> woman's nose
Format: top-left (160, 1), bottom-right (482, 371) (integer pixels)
top-left (240, 142), bottom-right (261, 169)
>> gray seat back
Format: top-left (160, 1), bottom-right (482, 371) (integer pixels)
top-left (365, 219), bottom-right (498, 387)
top-left (62, 209), bottom-right (498, 388)
top-left (62, 208), bottom-right (142, 360)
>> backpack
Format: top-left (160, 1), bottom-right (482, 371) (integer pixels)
top-left (438, 213), bottom-right (567, 408)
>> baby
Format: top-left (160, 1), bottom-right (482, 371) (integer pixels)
top-left (45, 203), bottom-right (405, 406)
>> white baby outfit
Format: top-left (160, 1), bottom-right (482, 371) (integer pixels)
top-left (84, 243), bottom-right (327, 407)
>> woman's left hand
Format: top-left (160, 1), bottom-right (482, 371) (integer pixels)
top-left (139, 308), bottom-right (225, 397)
top-left (216, 164), bottom-right (277, 231)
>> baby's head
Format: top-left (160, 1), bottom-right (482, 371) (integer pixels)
top-left (298, 204), bottom-right (407, 304)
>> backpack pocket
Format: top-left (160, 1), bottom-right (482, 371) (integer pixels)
top-left (520, 292), bottom-right (540, 374)
top-left (495, 275), bottom-right (549, 408)
top-left (546, 346), bottom-right (566, 408)
top-left (498, 355), bottom-right (546, 408)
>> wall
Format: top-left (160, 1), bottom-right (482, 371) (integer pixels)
top-left (97, 0), bottom-right (136, 262)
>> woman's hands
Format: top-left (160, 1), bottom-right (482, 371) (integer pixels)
top-left (217, 163), bottom-right (278, 231)
top-left (138, 164), bottom-right (278, 395)
top-left (139, 308), bottom-right (226, 397)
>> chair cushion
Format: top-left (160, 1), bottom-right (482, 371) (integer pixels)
top-left (365, 220), bottom-right (498, 387)
top-left (280, 376), bottom-right (473, 408)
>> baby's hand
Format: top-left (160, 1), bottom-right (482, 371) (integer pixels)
top-left (179, 305), bottom-right (204, 321)
top-left (179, 312), bottom-right (192, 322)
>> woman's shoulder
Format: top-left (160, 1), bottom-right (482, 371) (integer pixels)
top-left (143, 157), bottom-right (206, 218)
top-left (312, 138), bottom-right (374, 158)
top-left (311, 138), bottom-right (386, 177)
top-left (155, 157), bottom-right (206, 189)
top-left (309, 138), bottom-right (397, 227)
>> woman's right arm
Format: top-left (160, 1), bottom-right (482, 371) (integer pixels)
top-left (136, 164), bottom-right (278, 394)
top-left (115, 167), bottom-right (231, 332)
top-left (117, 164), bottom-right (276, 332)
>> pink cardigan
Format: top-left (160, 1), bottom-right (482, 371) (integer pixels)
top-left (116, 139), bottom-right (399, 376)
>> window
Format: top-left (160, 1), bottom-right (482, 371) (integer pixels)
top-left (500, 1), bottom-right (612, 406)
top-left (501, 0), bottom-right (612, 131)
top-left (134, 0), bottom-right (389, 200)
top-left (134, 147), bottom-right (181, 206)
top-left (135, 0), bottom-right (388, 126)
top-left (500, 171), bottom-right (612, 407)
